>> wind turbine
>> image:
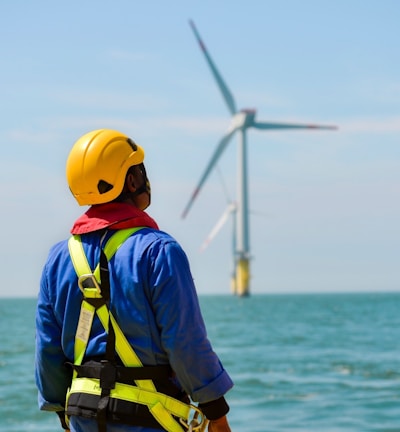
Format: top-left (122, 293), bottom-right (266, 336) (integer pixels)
top-left (182, 20), bottom-right (337, 297)
top-left (200, 201), bottom-right (238, 294)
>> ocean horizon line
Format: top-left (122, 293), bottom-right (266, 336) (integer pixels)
top-left (2, 289), bottom-right (400, 300)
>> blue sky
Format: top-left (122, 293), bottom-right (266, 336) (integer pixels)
top-left (1, 0), bottom-right (399, 296)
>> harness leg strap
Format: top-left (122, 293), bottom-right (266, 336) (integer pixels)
top-left (97, 360), bottom-right (117, 432)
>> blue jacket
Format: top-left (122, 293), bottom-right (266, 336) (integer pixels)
top-left (35, 204), bottom-right (233, 431)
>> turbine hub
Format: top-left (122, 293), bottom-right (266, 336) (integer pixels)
top-left (235, 109), bottom-right (256, 128)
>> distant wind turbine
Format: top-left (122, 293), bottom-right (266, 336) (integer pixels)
top-left (200, 201), bottom-right (238, 294)
top-left (182, 20), bottom-right (337, 296)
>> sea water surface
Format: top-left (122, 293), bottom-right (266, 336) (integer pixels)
top-left (1, 293), bottom-right (400, 431)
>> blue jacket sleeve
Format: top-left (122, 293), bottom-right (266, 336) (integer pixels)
top-left (145, 237), bottom-right (233, 403)
top-left (35, 258), bottom-right (72, 411)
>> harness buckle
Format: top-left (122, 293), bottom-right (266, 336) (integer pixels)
top-left (180, 405), bottom-right (208, 432)
top-left (100, 360), bottom-right (117, 390)
top-left (78, 274), bottom-right (102, 297)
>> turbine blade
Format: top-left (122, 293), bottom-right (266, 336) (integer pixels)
top-left (200, 202), bottom-right (236, 252)
top-left (189, 19), bottom-right (237, 115)
top-left (253, 121), bottom-right (338, 130)
top-left (181, 126), bottom-right (237, 219)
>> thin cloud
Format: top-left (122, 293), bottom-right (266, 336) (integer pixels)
top-left (45, 87), bottom-right (169, 111)
top-left (339, 116), bottom-right (400, 133)
top-left (106, 49), bottom-right (155, 63)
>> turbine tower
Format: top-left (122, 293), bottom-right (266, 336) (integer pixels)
top-left (182, 20), bottom-right (337, 297)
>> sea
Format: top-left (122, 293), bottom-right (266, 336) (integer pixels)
top-left (1, 293), bottom-right (400, 432)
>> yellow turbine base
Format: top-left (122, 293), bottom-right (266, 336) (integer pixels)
top-left (236, 258), bottom-right (250, 296)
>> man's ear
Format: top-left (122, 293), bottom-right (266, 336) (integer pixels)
top-left (125, 173), bottom-right (136, 192)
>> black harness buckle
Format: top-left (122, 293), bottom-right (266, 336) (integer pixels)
top-left (100, 360), bottom-right (116, 391)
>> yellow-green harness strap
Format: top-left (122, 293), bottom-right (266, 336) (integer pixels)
top-left (69, 378), bottom-right (192, 432)
top-left (67, 228), bottom-right (193, 432)
top-left (68, 227), bottom-right (145, 369)
top-left (69, 227), bottom-right (142, 282)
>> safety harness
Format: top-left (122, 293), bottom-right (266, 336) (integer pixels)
top-left (66, 227), bottom-right (206, 432)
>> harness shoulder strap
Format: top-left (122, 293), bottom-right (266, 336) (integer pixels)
top-left (68, 227), bottom-right (145, 367)
top-left (69, 227), bottom-right (143, 283)
top-left (68, 227), bottom-right (150, 371)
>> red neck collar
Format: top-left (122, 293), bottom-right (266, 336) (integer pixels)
top-left (70, 202), bottom-right (159, 235)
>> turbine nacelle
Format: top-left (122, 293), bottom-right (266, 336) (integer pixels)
top-left (231, 109), bottom-right (257, 129)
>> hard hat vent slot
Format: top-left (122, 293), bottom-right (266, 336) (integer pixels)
top-left (98, 180), bottom-right (113, 194)
top-left (127, 138), bottom-right (137, 151)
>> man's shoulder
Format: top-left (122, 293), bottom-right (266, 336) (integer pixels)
top-left (129, 228), bottom-right (180, 249)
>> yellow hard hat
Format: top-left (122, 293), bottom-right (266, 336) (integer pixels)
top-left (66, 129), bottom-right (145, 206)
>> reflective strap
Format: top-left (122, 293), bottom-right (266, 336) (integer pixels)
top-left (151, 402), bottom-right (185, 432)
top-left (68, 228), bottom-right (144, 283)
top-left (68, 227), bottom-right (144, 367)
top-left (74, 301), bottom-right (96, 367)
top-left (70, 377), bottom-right (190, 422)
top-left (68, 234), bottom-right (92, 278)
top-left (102, 228), bottom-right (143, 261)
top-left (93, 310), bottom-right (187, 432)
top-left (95, 305), bottom-right (155, 392)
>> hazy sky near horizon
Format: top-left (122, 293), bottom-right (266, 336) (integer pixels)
top-left (1, 0), bottom-right (399, 297)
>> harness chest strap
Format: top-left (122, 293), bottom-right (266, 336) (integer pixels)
top-left (67, 228), bottom-right (198, 432)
